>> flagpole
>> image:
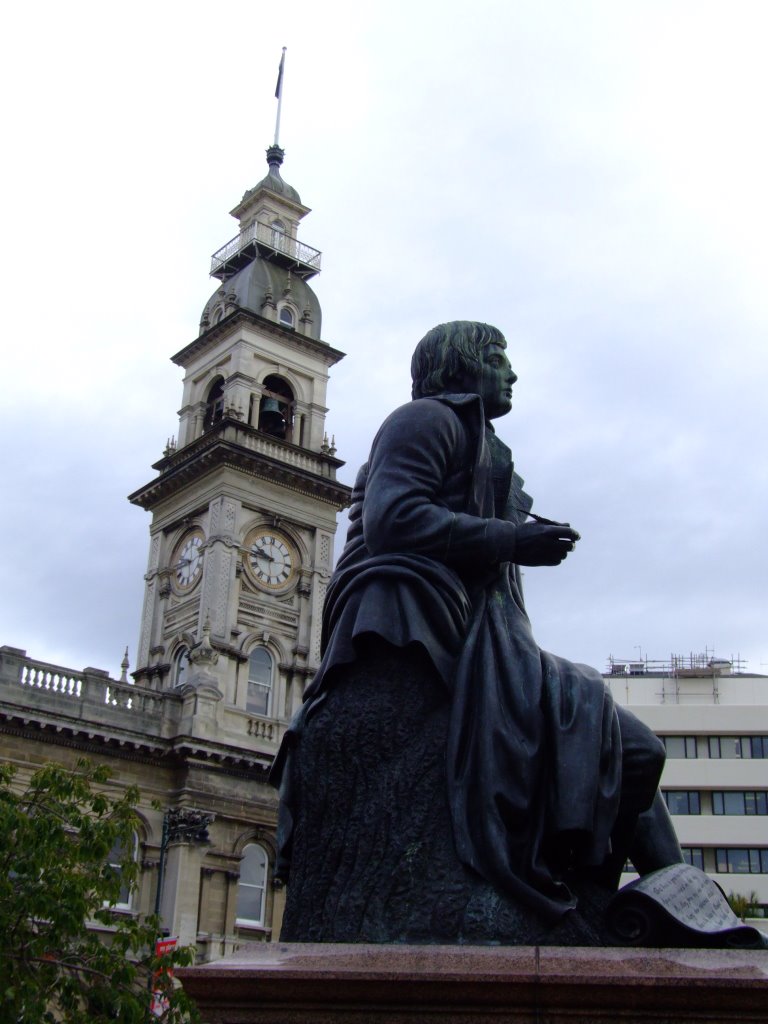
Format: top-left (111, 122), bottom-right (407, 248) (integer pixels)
top-left (274, 47), bottom-right (286, 146)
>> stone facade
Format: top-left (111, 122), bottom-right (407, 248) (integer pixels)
top-left (0, 643), bottom-right (283, 957)
top-left (0, 146), bottom-right (351, 960)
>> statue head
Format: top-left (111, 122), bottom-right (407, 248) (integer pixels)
top-left (411, 321), bottom-right (507, 400)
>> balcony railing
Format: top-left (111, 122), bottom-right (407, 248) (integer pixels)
top-left (210, 221), bottom-right (322, 280)
top-left (0, 649), bottom-right (164, 717)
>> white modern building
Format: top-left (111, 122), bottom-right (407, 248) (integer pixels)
top-left (606, 653), bottom-right (768, 929)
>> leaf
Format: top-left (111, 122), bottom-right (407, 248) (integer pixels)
top-left (0, 761), bottom-right (199, 1023)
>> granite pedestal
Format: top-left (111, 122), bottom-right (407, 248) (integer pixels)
top-left (178, 942), bottom-right (768, 1023)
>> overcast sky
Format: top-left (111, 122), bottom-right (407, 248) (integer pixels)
top-left (2, 0), bottom-right (766, 679)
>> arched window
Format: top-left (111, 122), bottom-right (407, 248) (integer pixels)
top-left (203, 377), bottom-right (225, 431)
top-left (258, 375), bottom-right (294, 441)
top-left (270, 219), bottom-right (286, 251)
top-left (236, 843), bottom-right (268, 927)
top-left (279, 305), bottom-right (295, 328)
top-left (104, 832), bottom-right (138, 910)
top-left (247, 648), bottom-right (272, 716)
top-left (174, 647), bottom-right (190, 688)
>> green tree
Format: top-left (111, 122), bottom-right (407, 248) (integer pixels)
top-left (727, 889), bottom-right (760, 922)
top-left (0, 759), bottom-right (199, 1023)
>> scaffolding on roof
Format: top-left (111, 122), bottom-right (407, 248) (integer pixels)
top-left (606, 649), bottom-right (748, 678)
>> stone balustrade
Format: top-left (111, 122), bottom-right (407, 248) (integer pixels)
top-left (0, 646), bottom-right (284, 766)
top-left (234, 426), bottom-right (336, 478)
top-left (20, 659), bottom-right (83, 698)
top-left (0, 646), bottom-right (164, 718)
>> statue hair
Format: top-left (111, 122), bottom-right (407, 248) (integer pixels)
top-left (411, 321), bottom-right (506, 399)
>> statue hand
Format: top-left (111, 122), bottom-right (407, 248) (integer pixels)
top-left (513, 523), bottom-right (580, 566)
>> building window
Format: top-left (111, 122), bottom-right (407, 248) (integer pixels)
top-left (174, 647), bottom-right (190, 687)
top-left (258, 375), bottom-right (294, 441)
top-left (663, 736), bottom-right (697, 758)
top-left (236, 843), bottom-right (268, 927)
top-left (247, 648), bottom-right (272, 716)
top-left (715, 848), bottom-right (768, 874)
top-left (104, 833), bottom-right (137, 910)
top-left (203, 377), bottom-right (225, 431)
top-left (271, 219), bottom-right (286, 251)
top-left (709, 736), bottom-right (768, 759)
top-left (712, 791), bottom-right (768, 816)
top-left (682, 847), bottom-right (705, 871)
top-left (662, 791), bottom-right (701, 815)
top-left (279, 305), bottom-right (295, 328)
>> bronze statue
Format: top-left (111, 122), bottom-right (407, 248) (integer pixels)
top-left (272, 321), bottom-right (692, 945)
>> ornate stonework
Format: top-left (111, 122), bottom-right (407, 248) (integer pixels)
top-left (121, 144), bottom-right (352, 952)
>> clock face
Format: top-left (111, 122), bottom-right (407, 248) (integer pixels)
top-left (172, 529), bottom-right (204, 592)
top-left (245, 529), bottom-right (296, 590)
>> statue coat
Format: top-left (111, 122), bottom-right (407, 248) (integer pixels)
top-left (276, 393), bottom-right (629, 921)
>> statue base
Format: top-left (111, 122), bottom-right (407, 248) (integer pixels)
top-left (178, 942), bottom-right (768, 1023)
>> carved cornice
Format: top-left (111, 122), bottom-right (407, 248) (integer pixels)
top-left (0, 712), bottom-right (168, 764)
top-left (171, 308), bottom-right (344, 369)
top-left (128, 422), bottom-right (351, 513)
top-left (0, 707), bottom-right (275, 777)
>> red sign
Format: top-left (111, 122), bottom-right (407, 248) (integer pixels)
top-left (151, 937), bottom-right (177, 1017)
top-left (155, 937), bottom-right (177, 957)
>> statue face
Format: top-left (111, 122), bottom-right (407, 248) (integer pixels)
top-left (465, 341), bottom-right (517, 419)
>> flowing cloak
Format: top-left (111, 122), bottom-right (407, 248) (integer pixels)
top-left (274, 393), bottom-right (622, 922)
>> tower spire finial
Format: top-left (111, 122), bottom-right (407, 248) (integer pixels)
top-left (274, 47), bottom-right (287, 147)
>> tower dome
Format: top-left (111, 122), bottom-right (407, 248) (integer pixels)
top-left (241, 145), bottom-right (301, 206)
top-left (201, 144), bottom-right (323, 339)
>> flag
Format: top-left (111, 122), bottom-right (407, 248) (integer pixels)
top-left (275, 49), bottom-right (285, 99)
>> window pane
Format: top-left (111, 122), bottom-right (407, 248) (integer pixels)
top-left (237, 885), bottom-right (263, 922)
top-left (728, 849), bottom-right (751, 873)
top-left (248, 648), bottom-right (272, 683)
top-left (175, 648), bottom-right (189, 687)
top-left (247, 649), bottom-right (272, 715)
top-left (683, 847), bottom-right (704, 870)
top-left (236, 843), bottom-right (268, 926)
top-left (271, 219), bottom-right (286, 246)
top-left (724, 792), bottom-right (745, 815)
top-left (664, 737), bottom-right (692, 758)
top-left (663, 791), bottom-right (700, 815)
top-left (709, 736), bottom-right (721, 759)
top-left (712, 792), bottom-right (724, 814)
top-left (247, 682), bottom-right (270, 716)
top-left (105, 834), bottom-right (135, 908)
top-left (240, 844), bottom-right (267, 884)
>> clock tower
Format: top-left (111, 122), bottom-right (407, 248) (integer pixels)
top-left (129, 144), bottom-right (351, 740)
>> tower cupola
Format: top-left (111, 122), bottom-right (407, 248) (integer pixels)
top-left (208, 146), bottom-right (320, 287)
top-left (250, 144), bottom-right (302, 204)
